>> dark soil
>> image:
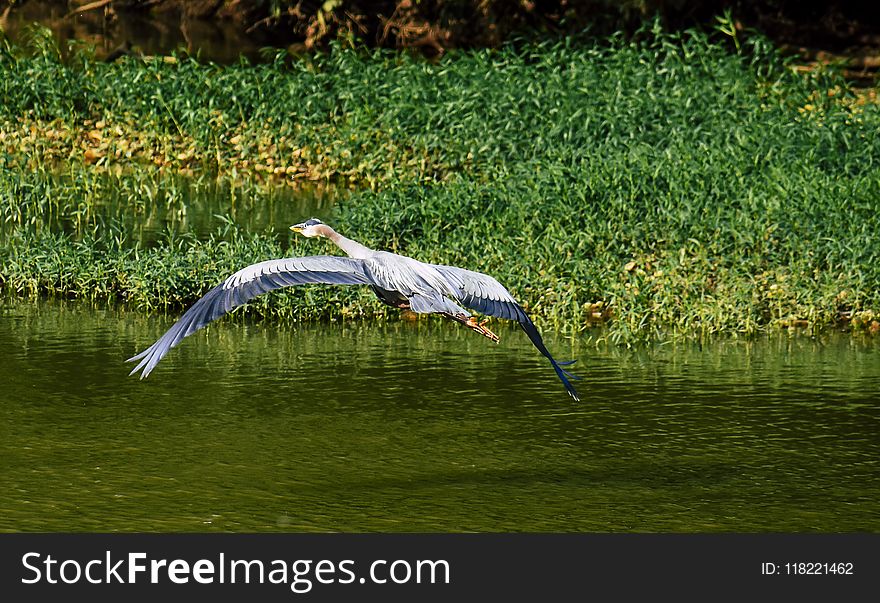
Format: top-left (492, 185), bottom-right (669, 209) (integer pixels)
top-left (2, 1), bottom-right (878, 81)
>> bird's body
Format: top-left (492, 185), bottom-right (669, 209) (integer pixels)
top-left (128, 219), bottom-right (580, 400)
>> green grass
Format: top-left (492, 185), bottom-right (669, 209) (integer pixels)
top-left (1, 25), bottom-right (879, 340)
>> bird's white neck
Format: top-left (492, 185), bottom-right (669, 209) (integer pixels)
top-left (317, 224), bottom-right (373, 259)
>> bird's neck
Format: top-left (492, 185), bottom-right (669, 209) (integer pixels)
top-left (317, 225), bottom-right (373, 259)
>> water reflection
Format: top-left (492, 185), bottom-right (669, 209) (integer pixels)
top-left (1, 2), bottom-right (273, 64)
top-left (1, 171), bottom-right (338, 247)
top-left (1, 299), bottom-right (879, 532)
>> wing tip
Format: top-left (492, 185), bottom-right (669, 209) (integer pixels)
top-left (128, 363), bottom-right (146, 379)
top-left (126, 349), bottom-right (148, 363)
top-left (551, 360), bottom-right (581, 401)
top-left (562, 377), bottom-right (581, 401)
top-left (126, 346), bottom-right (157, 379)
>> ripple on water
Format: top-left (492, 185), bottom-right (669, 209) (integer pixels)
top-left (1, 300), bottom-right (879, 531)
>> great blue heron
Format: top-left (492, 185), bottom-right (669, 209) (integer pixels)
top-left (127, 218), bottom-right (580, 400)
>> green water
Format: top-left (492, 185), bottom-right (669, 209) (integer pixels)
top-left (0, 172), bottom-right (338, 248)
top-left (1, 299), bottom-right (878, 532)
top-left (1, 1), bottom-right (273, 63)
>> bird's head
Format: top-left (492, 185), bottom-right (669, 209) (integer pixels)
top-left (290, 218), bottom-right (326, 238)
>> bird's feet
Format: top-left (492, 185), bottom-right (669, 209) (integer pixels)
top-left (466, 317), bottom-right (500, 343)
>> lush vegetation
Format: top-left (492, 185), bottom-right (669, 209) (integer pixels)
top-left (1, 26), bottom-right (878, 341)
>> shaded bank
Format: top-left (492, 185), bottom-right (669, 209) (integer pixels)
top-left (2, 1), bottom-right (879, 62)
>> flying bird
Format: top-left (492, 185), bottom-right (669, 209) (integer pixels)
top-left (127, 219), bottom-right (580, 400)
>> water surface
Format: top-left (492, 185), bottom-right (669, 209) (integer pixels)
top-left (1, 300), bottom-right (878, 532)
top-left (0, 172), bottom-right (337, 248)
top-left (1, 2), bottom-right (274, 63)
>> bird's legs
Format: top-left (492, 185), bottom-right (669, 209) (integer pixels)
top-left (440, 312), bottom-right (500, 343)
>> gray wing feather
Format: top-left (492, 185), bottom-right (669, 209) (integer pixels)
top-left (127, 256), bottom-right (370, 379)
top-left (432, 264), bottom-right (581, 401)
top-left (431, 264), bottom-right (527, 322)
top-left (408, 292), bottom-right (471, 316)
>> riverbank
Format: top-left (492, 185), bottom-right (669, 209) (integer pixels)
top-left (1, 29), bottom-right (878, 341)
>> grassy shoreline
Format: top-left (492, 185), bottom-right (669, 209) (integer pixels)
top-left (1, 29), bottom-right (879, 340)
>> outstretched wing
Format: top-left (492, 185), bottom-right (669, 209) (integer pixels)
top-left (431, 264), bottom-right (581, 401)
top-left (127, 256), bottom-right (371, 379)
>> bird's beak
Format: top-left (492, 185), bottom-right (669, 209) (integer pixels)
top-left (290, 223), bottom-right (305, 233)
